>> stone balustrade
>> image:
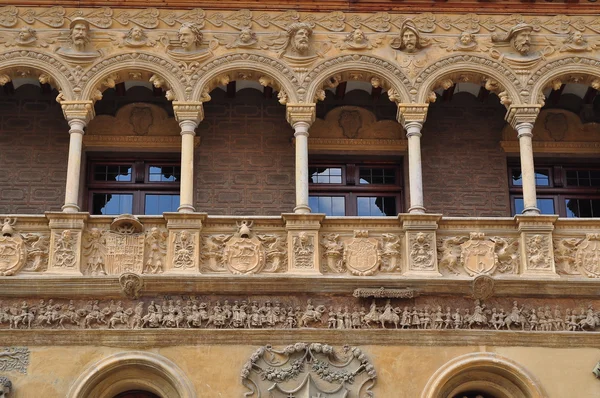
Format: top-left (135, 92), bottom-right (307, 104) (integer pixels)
top-left (1, 212), bottom-right (598, 280)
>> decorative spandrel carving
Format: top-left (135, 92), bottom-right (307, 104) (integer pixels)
top-left (575, 233), bottom-right (600, 278)
top-left (241, 343), bottom-right (376, 398)
top-left (409, 232), bottom-right (435, 271)
top-left (52, 230), bottom-right (78, 270)
top-left (82, 228), bottom-right (106, 276)
top-left (2, 27), bottom-right (53, 48)
top-left (55, 18), bottom-right (101, 63)
top-left (215, 27), bottom-right (259, 49)
top-left (489, 23), bottom-right (553, 71)
top-left (143, 227), bottom-right (167, 274)
top-left (104, 215), bottom-right (145, 275)
top-left (22, 233), bottom-right (49, 272)
top-left (438, 234), bottom-right (519, 276)
top-left (0, 218), bottom-right (27, 276)
top-left (526, 234), bottom-right (552, 270)
top-left (293, 232), bottom-right (315, 270)
top-left (0, 347), bottom-right (29, 374)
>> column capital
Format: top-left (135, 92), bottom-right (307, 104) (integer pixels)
top-left (61, 100), bottom-right (95, 125)
top-left (397, 103), bottom-right (429, 126)
top-left (173, 101), bottom-right (204, 124)
top-left (286, 103), bottom-right (316, 127)
top-left (505, 104), bottom-right (542, 129)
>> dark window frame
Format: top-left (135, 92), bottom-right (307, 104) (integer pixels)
top-left (86, 154), bottom-right (181, 215)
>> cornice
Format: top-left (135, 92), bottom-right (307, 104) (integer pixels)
top-left (500, 141), bottom-right (600, 154)
top-left (83, 135), bottom-right (201, 150)
top-left (308, 138), bottom-right (407, 153)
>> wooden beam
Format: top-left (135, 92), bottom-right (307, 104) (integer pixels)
top-left (335, 81), bottom-right (347, 100)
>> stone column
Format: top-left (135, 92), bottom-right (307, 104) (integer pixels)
top-left (286, 104), bottom-right (316, 214)
top-left (398, 104), bottom-right (429, 214)
top-left (173, 101), bottom-right (204, 213)
top-left (60, 101), bottom-right (95, 213)
top-left (506, 105), bottom-right (542, 215)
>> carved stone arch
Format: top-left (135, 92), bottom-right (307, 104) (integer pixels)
top-left (305, 54), bottom-right (412, 104)
top-left (421, 352), bottom-right (546, 398)
top-left (415, 55), bottom-right (523, 107)
top-left (192, 53), bottom-right (299, 104)
top-left (529, 57), bottom-right (600, 106)
top-left (68, 351), bottom-right (197, 398)
top-left (80, 52), bottom-right (187, 103)
top-left (0, 50), bottom-right (75, 99)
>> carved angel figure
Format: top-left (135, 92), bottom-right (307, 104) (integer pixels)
top-left (4, 27), bottom-right (51, 48)
top-left (380, 234), bottom-right (401, 272)
top-left (119, 26), bottom-right (156, 48)
top-left (83, 228), bottom-right (106, 275)
top-left (330, 28), bottom-right (383, 51)
top-left (559, 31), bottom-right (596, 53)
top-left (216, 28), bottom-right (259, 49)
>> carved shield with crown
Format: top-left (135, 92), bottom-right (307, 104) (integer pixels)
top-left (576, 234), bottom-right (600, 278)
top-left (343, 231), bottom-right (379, 276)
top-left (460, 234), bottom-right (497, 276)
top-left (0, 234), bottom-right (26, 276)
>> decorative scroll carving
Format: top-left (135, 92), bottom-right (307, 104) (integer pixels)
top-left (171, 230), bottom-right (196, 271)
top-left (0, 218), bottom-right (26, 276)
top-left (353, 287), bottom-right (417, 299)
top-left (0, 347), bottom-right (29, 374)
top-left (241, 343), bottom-right (376, 398)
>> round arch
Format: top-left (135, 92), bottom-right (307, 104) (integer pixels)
top-left (80, 52), bottom-right (187, 102)
top-left (68, 351), bottom-right (197, 398)
top-left (529, 57), bottom-right (600, 105)
top-left (0, 50), bottom-right (75, 99)
top-left (421, 352), bottom-right (546, 398)
top-left (192, 53), bottom-right (300, 103)
top-left (305, 54), bottom-right (412, 104)
top-left (415, 55), bottom-right (523, 106)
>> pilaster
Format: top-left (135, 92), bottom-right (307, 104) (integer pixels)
top-left (401, 213), bottom-right (442, 276)
top-left (164, 212), bottom-right (207, 274)
top-left (283, 213), bottom-right (325, 274)
top-left (45, 212), bottom-right (88, 275)
top-left (515, 215), bottom-right (559, 277)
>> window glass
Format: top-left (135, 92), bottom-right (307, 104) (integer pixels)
top-left (565, 170), bottom-right (600, 188)
top-left (513, 198), bottom-right (555, 215)
top-left (148, 166), bottom-right (181, 182)
top-left (358, 168), bottom-right (396, 185)
top-left (145, 194), bottom-right (180, 214)
top-left (357, 196), bottom-right (397, 216)
top-left (93, 165), bottom-right (132, 182)
top-left (309, 196), bottom-right (345, 216)
top-left (565, 198), bottom-right (600, 218)
top-left (511, 169), bottom-right (550, 187)
top-left (309, 167), bottom-right (343, 184)
top-left (92, 193), bottom-right (133, 215)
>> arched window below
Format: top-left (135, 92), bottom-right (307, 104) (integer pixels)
top-left (114, 391), bottom-right (161, 398)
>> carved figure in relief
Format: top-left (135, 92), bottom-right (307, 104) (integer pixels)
top-left (330, 28), bottom-right (383, 51)
top-left (144, 227), bottom-right (167, 274)
top-left (410, 232), bottom-right (434, 270)
top-left (163, 22), bottom-right (213, 62)
top-left (391, 21), bottom-right (429, 53)
top-left (438, 236), bottom-right (468, 275)
top-left (554, 238), bottom-right (581, 275)
top-left (83, 228), bottom-right (106, 275)
top-left (504, 301), bottom-right (526, 331)
top-left (4, 27), bottom-right (51, 48)
top-left (23, 234), bottom-right (49, 272)
top-left (178, 23), bottom-right (203, 53)
top-left (293, 232), bottom-right (314, 269)
top-left (119, 26), bottom-right (155, 48)
top-left (173, 230), bottom-right (195, 270)
top-left (216, 27), bottom-right (259, 49)
top-left (559, 31), bottom-right (595, 53)
top-left (222, 221), bottom-right (268, 274)
top-left (259, 234), bottom-right (287, 272)
top-left (380, 234), bottom-right (401, 272)
top-left (0, 376), bottom-right (11, 397)
top-left (493, 237), bottom-right (519, 273)
top-left (299, 300), bottom-right (326, 327)
top-left (576, 234), bottom-right (600, 278)
top-left (527, 235), bottom-right (551, 269)
top-left (56, 18), bottom-right (101, 62)
top-left (321, 233), bottom-right (344, 273)
top-left (286, 22), bottom-right (312, 57)
top-left (53, 230), bottom-right (77, 269)
top-left (491, 23), bottom-right (533, 56)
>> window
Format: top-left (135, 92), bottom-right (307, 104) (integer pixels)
top-left (509, 163), bottom-right (600, 217)
top-left (87, 156), bottom-right (180, 215)
top-left (309, 161), bottom-right (402, 216)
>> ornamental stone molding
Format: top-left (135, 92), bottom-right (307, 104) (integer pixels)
top-left (3, 8), bottom-right (600, 109)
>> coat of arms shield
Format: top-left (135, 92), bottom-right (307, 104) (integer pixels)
top-left (0, 234), bottom-right (26, 276)
top-left (344, 236), bottom-right (379, 276)
top-left (460, 238), bottom-right (498, 276)
top-left (576, 234), bottom-right (600, 278)
top-left (224, 236), bottom-right (265, 274)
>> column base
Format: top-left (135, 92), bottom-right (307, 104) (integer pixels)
top-left (522, 207), bottom-right (541, 215)
top-left (61, 203), bottom-right (80, 213)
top-left (293, 205), bottom-right (311, 214)
top-left (408, 206), bottom-right (426, 214)
top-left (177, 204), bottom-right (196, 213)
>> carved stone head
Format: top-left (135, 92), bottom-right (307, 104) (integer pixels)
top-left (287, 22), bottom-right (313, 56)
top-left (509, 24), bottom-right (533, 55)
top-left (0, 377), bottom-right (11, 398)
top-left (391, 21), bottom-right (425, 53)
top-left (17, 27), bottom-right (36, 45)
top-left (69, 18), bottom-right (91, 51)
top-left (178, 23), bottom-right (203, 52)
top-left (239, 28), bottom-right (256, 45)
